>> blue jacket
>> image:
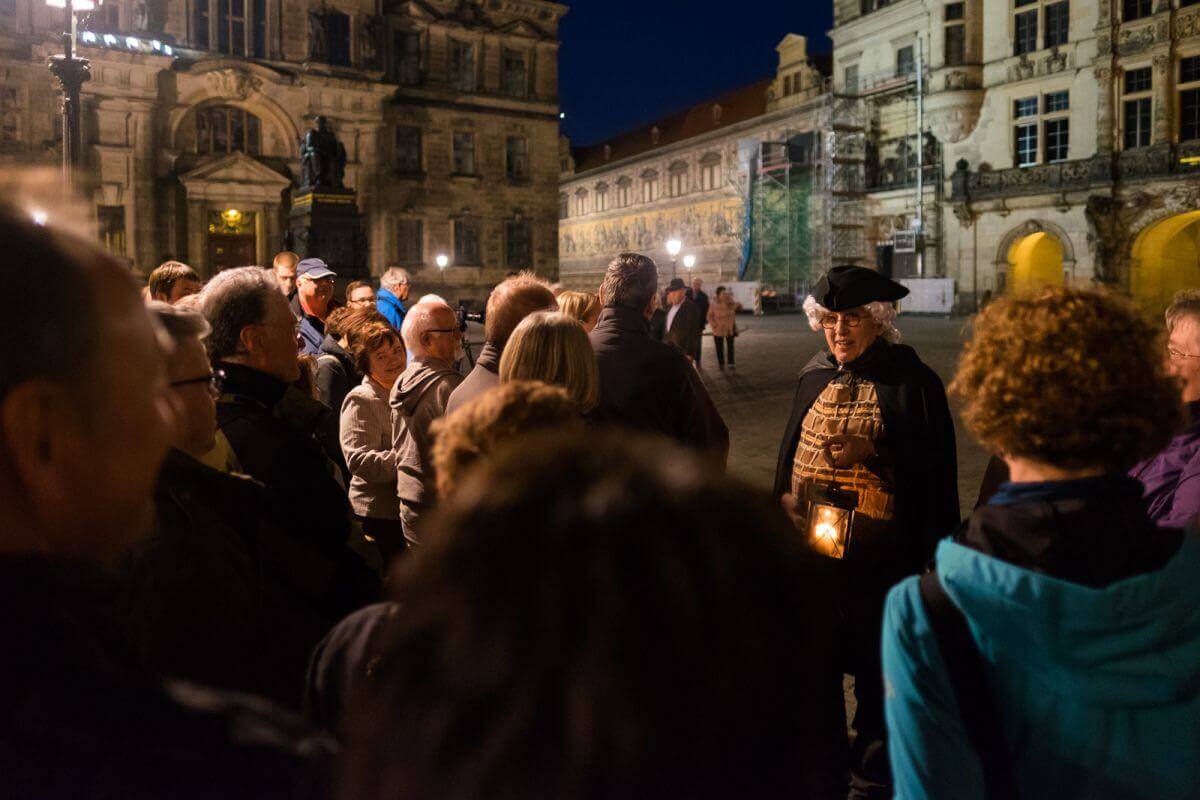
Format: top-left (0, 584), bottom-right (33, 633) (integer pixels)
top-left (376, 287), bottom-right (406, 332)
top-left (883, 533), bottom-right (1200, 799)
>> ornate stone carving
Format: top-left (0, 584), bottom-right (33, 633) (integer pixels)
top-left (1178, 10), bottom-right (1200, 38)
top-left (205, 69), bottom-right (261, 101)
top-left (1098, 34), bottom-right (1112, 55)
top-left (1085, 192), bottom-right (1162, 284)
top-left (1117, 25), bottom-right (1157, 56)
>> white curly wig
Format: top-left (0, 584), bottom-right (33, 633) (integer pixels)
top-left (802, 296), bottom-right (902, 344)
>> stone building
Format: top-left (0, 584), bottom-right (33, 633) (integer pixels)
top-left (0, 0), bottom-right (565, 294)
top-left (557, 35), bottom-right (830, 295)
top-left (830, 0), bottom-right (1200, 312)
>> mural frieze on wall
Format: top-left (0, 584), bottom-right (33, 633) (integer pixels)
top-left (558, 198), bottom-right (744, 258)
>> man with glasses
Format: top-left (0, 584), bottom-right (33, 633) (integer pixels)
top-left (773, 265), bottom-right (959, 800)
top-left (1130, 289), bottom-right (1200, 527)
top-left (390, 297), bottom-right (465, 545)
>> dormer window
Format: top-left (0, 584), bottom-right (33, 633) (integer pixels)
top-left (712, 104), bottom-right (723, 124)
top-left (651, 126), bottom-right (660, 145)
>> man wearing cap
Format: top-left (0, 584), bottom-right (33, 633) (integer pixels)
top-left (294, 257), bottom-right (337, 355)
top-left (773, 265), bottom-right (959, 799)
top-left (663, 277), bottom-right (703, 363)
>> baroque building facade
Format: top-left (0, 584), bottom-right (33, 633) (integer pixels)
top-left (0, 0), bottom-right (565, 293)
top-left (831, 0), bottom-right (1200, 312)
top-left (557, 35), bottom-right (830, 294)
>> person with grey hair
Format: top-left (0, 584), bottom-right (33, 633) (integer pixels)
top-left (774, 265), bottom-right (958, 799)
top-left (0, 197), bottom-right (331, 793)
top-left (588, 252), bottom-right (728, 464)
top-left (1130, 288), bottom-right (1200, 527)
top-left (198, 268), bottom-right (380, 655)
top-left (377, 266), bottom-right (411, 331)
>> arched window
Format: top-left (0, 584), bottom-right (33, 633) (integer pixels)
top-left (668, 161), bottom-right (688, 197)
top-left (699, 153), bottom-right (722, 191)
top-left (196, 105), bottom-right (261, 155)
top-left (594, 182), bottom-right (608, 212)
top-left (559, 192), bottom-right (569, 220)
top-left (616, 176), bottom-right (632, 208)
top-left (575, 189), bottom-right (588, 216)
top-left (640, 170), bottom-right (658, 203)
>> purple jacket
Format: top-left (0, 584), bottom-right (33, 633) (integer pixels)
top-left (1130, 402), bottom-right (1200, 528)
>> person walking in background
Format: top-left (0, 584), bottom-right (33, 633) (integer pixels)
top-left (589, 253), bottom-right (728, 465)
top-left (345, 280), bottom-right (375, 310)
top-left (1130, 288), bottom-right (1200, 528)
top-left (445, 273), bottom-right (556, 414)
top-left (390, 298), bottom-right (465, 545)
top-left (884, 287), bottom-right (1197, 800)
top-left (295, 258), bottom-right (338, 356)
top-left (148, 260), bottom-right (202, 304)
top-left (342, 319), bottom-right (407, 567)
top-left (498, 311), bottom-right (599, 414)
top-left (377, 267), bottom-right (411, 332)
top-left (273, 250), bottom-right (300, 299)
top-left (776, 265), bottom-right (959, 799)
top-left (556, 289), bottom-right (601, 333)
top-left (663, 277), bottom-right (703, 363)
top-left (687, 277), bottom-right (710, 363)
top-left (707, 285), bottom-right (742, 370)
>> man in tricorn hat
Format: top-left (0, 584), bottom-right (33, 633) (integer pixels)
top-left (774, 265), bottom-right (960, 798)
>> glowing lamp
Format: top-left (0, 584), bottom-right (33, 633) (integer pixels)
top-left (29, 209), bottom-right (49, 226)
top-left (221, 208), bottom-right (242, 226)
top-left (666, 238), bottom-right (682, 257)
top-left (435, 254), bottom-right (449, 269)
top-left (683, 254), bottom-right (696, 270)
top-left (805, 486), bottom-right (857, 560)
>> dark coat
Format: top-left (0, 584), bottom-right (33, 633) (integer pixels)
top-left (316, 335), bottom-right (359, 414)
top-left (773, 340), bottom-right (960, 582)
top-left (665, 298), bottom-right (703, 359)
top-left (687, 288), bottom-right (711, 327)
top-left (119, 448), bottom-right (378, 710)
top-left (649, 307), bottom-right (666, 342)
top-left (0, 554), bottom-right (335, 798)
top-left (589, 306), bottom-right (729, 464)
top-left (445, 341), bottom-right (501, 415)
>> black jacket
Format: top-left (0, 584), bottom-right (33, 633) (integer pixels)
top-left (589, 306), bottom-right (728, 464)
top-left (687, 287), bottom-right (710, 326)
top-left (774, 340), bottom-right (959, 580)
top-left (665, 298), bottom-right (703, 359)
top-left (0, 554), bottom-right (334, 798)
top-left (119, 448), bottom-right (378, 710)
top-left (316, 335), bottom-right (360, 414)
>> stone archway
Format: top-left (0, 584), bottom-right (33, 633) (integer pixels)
top-left (995, 220), bottom-right (1075, 292)
top-left (1129, 210), bottom-right (1200, 313)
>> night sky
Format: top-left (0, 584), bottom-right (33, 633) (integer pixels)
top-left (558, 0), bottom-right (835, 147)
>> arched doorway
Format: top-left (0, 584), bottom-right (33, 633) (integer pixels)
top-left (1130, 211), bottom-right (1200, 312)
top-left (1006, 231), bottom-right (1064, 292)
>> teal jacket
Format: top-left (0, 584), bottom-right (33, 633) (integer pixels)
top-left (883, 534), bottom-right (1200, 799)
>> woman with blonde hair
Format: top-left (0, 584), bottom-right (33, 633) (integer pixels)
top-left (556, 290), bottom-right (601, 333)
top-left (706, 286), bottom-right (742, 370)
top-left (499, 311), bottom-right (599, 413)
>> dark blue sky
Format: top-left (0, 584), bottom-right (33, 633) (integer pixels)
top-left (558, 0), bottom-right (834, 147)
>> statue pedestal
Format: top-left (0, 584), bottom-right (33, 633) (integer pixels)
top-left (288, 187), bottom-right (367, 278)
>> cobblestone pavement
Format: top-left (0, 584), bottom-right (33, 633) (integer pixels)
top-left (697, 312), bottom-right (988, 518)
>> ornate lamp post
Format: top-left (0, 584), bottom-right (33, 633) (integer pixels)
top-left (666, 238), bottom-right (682, 281)
top-left (436, 253), bottom-right (449, 291)
top-left (46, 0), bottom-right (94, 191)
top-left (682, 254), bottom-right (696, 273)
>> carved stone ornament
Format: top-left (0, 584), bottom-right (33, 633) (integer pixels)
top-left (205, 69), bottom-right (261, 101)
top-left (1178, 11), bottom-right (1200, 39)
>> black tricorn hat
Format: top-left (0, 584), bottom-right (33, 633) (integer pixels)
top-left (810, 265), bottom-right (909, 312)
top-left (665, 278), bottom-right (687, 291)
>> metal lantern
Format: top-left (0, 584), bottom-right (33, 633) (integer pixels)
top-left (805, 485), bottom-right (857, 560)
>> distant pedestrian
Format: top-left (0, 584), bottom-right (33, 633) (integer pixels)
top-left (445, 273), bottom-right (555, 414)
top-left (707, 285), bottom-right (742, 370)
top-left (390, 298), bottom-right (465, 545)
top-left (589, 252), bottom-right (728, 465)
top-left (345, 280), bottom-right (376, 310)
top-left (499, 311), bottom-right (599, 414)
top-left (556, 289), bottom-right (601, 333)
top-left (148, 260), bottom-right (202, 304)
top-left (663, 277), bottom-right (703, 362)
top-left (295, 257), bottom-right (337, 355)
top-left (273, 250), bottom-right (299, 299)
top-left (377, 267), bottom-right (411, 331)
top-left (687, 277), bottom-right (710, 362)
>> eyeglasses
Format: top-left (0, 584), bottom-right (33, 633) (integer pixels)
top-left (1167, 346), bottom-right (1200, 361)
top-left (425, 328), bottom-right (463, 337)
top-left (819, 313), bottom-right (869, 330)
top-left (170, 369), bottom-right (225, 394)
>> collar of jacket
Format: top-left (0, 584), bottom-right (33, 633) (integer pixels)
top-left (320, 335), bottom-right (352, 362)
top-left (476, 341), bottom-right (501, 374)
top-left (378, 286), bottom-right (406, 312)
top-left (958, 474), bottom-right (1181, 588)
top-left (597, 305), bottom-right (651, 335)
top-left (214, 361), bottom-right (289, 408)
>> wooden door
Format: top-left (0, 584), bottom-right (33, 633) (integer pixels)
top-left (207, 233), bottom-right (257, 273)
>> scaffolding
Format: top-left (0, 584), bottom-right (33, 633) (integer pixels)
top-left (822, 93), bottom-right (867, 268)
top-left (746, 138), bottom-right (817, 301)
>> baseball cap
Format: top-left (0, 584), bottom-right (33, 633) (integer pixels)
top-left (296, 257), bottom-right (336, 280)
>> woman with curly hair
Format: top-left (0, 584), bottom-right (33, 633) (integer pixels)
top-left (882, 286), bottom-right (1198, 800)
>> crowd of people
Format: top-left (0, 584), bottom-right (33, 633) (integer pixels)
top-left (4, 175), bottom-right (1200, 799)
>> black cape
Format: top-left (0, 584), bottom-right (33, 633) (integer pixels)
top-left (773, 340), bottom-right (960, 581)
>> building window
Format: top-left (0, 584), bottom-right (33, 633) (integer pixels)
top-left (396, 218), bottom-right (423, 265)
top-left (394, 31), bottom-right (421, 85)
top-left (506, 136), bottom-right (529, 181)
top-left (844, 64), bottom-right (859, 95)
top-left (506, 218), bottom-right (531, 268)
top-left (1122, 0), bottom-right (1152, 21)
top-left (1126, 66), bottom-right (1152, 93)
top-left (1043, 1), bottom-right (1068, 48)
top-left (1044, 90), bottom-right (1069, 112)
top-left (395, 126), bottom-right (422, 174)
top-left (0, 111), bottom-right (19, 145)
top-left (449, 40), bottom-right (476, 92)
top-left (452, 131), bottom-right (476, 175)
top-left (699, 155), bottom-right (722, 190)
top-left (1014, 96), bottom-right (1038, 118)
top-left (1044, 118), bottom-right (1069, 162)
top-left (594, 184), bottom-right (608, 212)
top-left (945, 23), bottom-right (965, 66)
top-left (896, 45), bottom-right (915, 77)
top-left (454, 216), bottom-right (481, 265)
top-left (616, 177), bottom-right (631, 207)
top-left (575, 191), bottom-right (588, 216)
top-left (1124, 97), bottom-right (1152, 149)
top-left (309, 9), bottom-right (350, 65)
top-left (1015, 123), bottom-right (1038, 167)
top-left (668, 163), bottom-right (687, 197)
top-left (194, 0), bottom-right (210, 49)
top-left (558, 193), bottom-right (568, 220)
top-left (945, 1), bottom-right (964, 20)
top-left (195, 105), bottom-right (260, 155)
top-left (641, 172), bottom-right (658, 203)
top-left (502, 49), bottom-right (528, 98)
top-left (97, 205), bottom-right (125, 256)
top-left (1014, 9), bottom-right (1038, 56)
top-left (84, 0), bottom-right (119, 32)
top-left (1181, 89), bottom-right (1200, 142)
top-left (1183, 56), bottom-right (1200, 85)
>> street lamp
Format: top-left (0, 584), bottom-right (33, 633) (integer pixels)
top-left (682, 254), bottom-right (696, 272)
top-left (666, 238), bottom-right (682, 280)
top-left (47, 0), bottom-right (95, 192)
top-left (436, 253), bottom-right (449, 291)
